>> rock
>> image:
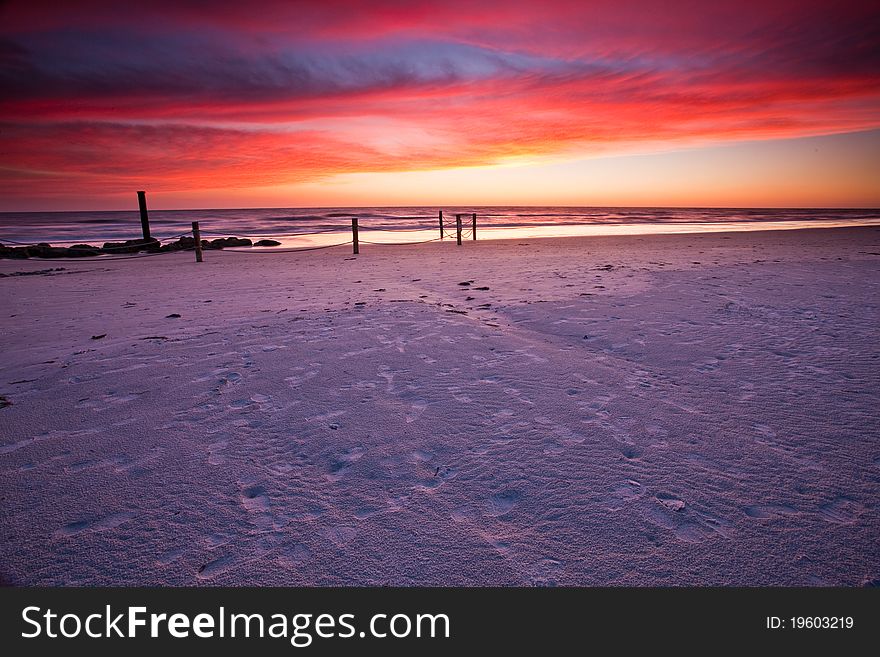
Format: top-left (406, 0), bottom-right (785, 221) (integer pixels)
top-left (28, 245), bottom-right (78, 258)
top-left (101, 237), bottom-right (160, 254)
top-left (65, 244), bottom-right (101, 257)
top-left (254, 239), bottom-right (281, 247)
top-left (207, 237), bottom-right (253, 249)
top-left (0, 245), bottom-right (28, 259)
top-left (166, 313), bottom-right (181, 319)
top-left (91, 334), bottom-right (107, 340)
top-left (159, 236), bottom-right (196, 252)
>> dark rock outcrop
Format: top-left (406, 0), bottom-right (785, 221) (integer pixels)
top-left (101, 237), bottom-right (161, 254)
top-left (159, 236), bottom-right (197, 252)
top-left (1, 234), bottom-right (264, 258)
top-left (207, 237), bottom-right (253, 249)
top-left (0, 244), bottom-right (29, 259)
top-left (28, 244), bottom-right (99, 258)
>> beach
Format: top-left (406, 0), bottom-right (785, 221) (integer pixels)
top-left (1, 225), bottom-right (878, 586)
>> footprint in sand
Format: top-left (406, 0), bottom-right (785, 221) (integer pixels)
top-left (354, 506), bottom-right (384, 520)
top-left (817, 497), bottom-right (862, 524)
top-left (639, 496), bottom-right (716, 544)
top-left (406, 399), bottom-right (428, 423)
top-left (695, 358), bottom-right (719, 373)
top-left (325, 446), bottom-right (365, 481)
top-left (323, 526), bottom-right (358, 548)
top-left (526, 558), bottom-right (565, 587)
top-left (66, 458), bottom-right (99, 473)
top-left (416, 465), bottom-right (457, 491)
top-left (487, 537), bottom-right (511, 553)
top-left (240, 484), bottom-right (271, 513)
top-left (205, 532), bottom-right (231, 549)
top-left (156, 548), bottom-right (185, 566)
top-left (268, 461), bottom-right (297, 475)
top-left (56, 511), bottom-right (136, 538)
top-left (655, 493), bottom-right (686, 512)
top-left (409, 449), bottom-right (434, 463)
top-left (288, 504), bottom-right (326, 522)
top-left (238, 482), bottom-right (286, 532)
top-left (112, 447), bottom-right (164, 476)
top-left (602, 480), bottom-right (643, 511)
top-left (277, 544), bottom-right (312, 568)
top-left (196, 555), bottom-right (238, 580)
top-left (450, 506), bottom-right (478, 523)
top-left (487, 490), bottom-right (523, 517)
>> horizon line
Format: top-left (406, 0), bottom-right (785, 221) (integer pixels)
top-left (2, 203), bottom-right (880, 215)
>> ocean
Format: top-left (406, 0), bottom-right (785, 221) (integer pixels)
top-left (1, 207), bottom-right (878, 248)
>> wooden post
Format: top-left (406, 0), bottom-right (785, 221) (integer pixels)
top-left (439, 210), bottom-right (444, 239)
top-left (352, 217), bottom-right (359, 254)
top-left (192, 221), bottom-right (203, 262)
top-left (472, 212), bottom-right (477, 240)
top-left (137, 191), bottom-right (151, 240)
top-left (456, 215), bottom-right (462, 246)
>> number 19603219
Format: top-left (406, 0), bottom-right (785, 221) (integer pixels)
top-left (766, 616), bottom-right (854, 629)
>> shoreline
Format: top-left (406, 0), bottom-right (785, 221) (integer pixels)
top-left (2, 216), bottom-right (880, 257)
top-left (2, 222), bottom-right (880, 264)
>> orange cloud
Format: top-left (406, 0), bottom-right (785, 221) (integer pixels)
top-left (1, 0), bottom-right (878, 208)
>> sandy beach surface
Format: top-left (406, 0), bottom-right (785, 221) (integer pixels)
top-left (1, 226), bottom-right (878, 586)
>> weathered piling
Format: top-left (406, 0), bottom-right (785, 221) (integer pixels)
top-left (352, 217), bottom-right (359, 254)
top-left (456, 215), bottom-right (462, 246)
top-left (439, 210), bottom-right (444, 239)
top-left (137, 191), bottom-right (151, 240)
top-left (192, 221), bottom-right (203, 262)
top-left (472, 212), bottom-right (477, 240)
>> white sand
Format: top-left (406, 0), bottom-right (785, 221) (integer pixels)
top-left (1, 226), bottom-right (878, 586)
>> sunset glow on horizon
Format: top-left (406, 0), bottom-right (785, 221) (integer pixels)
top-left (1, 0), bottom-right (879, 211)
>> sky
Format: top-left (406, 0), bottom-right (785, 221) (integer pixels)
top-left (1, 0), bottom-right (879, 211)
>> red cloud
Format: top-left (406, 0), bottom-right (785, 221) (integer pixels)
top-left (1, 0), bottom-right (878, 203)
